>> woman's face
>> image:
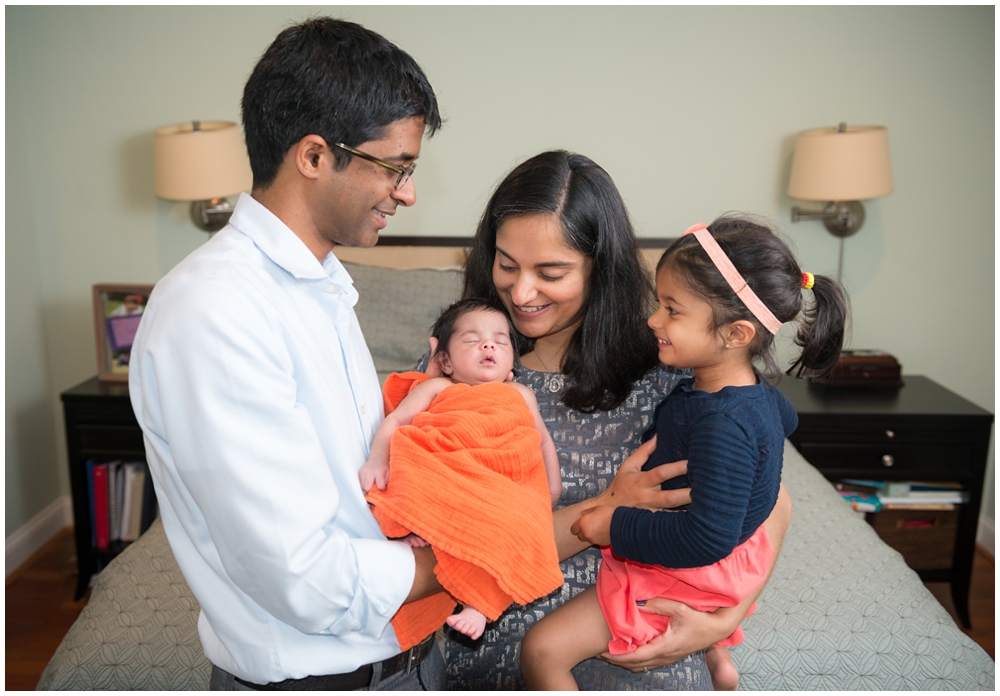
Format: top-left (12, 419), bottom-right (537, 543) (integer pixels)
top-left (492, 214), bottom-right (591, 343)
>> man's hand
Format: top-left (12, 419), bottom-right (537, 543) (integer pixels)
top-left (570, 505), bottom-right (614, 547)
top-left (404, 545), bottom-right (443, 603)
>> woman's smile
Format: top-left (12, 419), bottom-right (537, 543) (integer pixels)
top-left (492, 214), bottom-right (590, 347)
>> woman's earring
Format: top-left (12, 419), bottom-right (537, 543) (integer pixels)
top-left (725, 344), bottom-right (731, 349)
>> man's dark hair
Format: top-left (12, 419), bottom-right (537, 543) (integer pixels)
top-left (241, 17), bottom-right (442, 188)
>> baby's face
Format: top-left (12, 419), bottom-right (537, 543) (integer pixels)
top-left (439, 309), bottom-right (516, 386)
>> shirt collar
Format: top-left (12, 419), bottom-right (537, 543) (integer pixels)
top-left (227, 193), bottom-right (331, 282)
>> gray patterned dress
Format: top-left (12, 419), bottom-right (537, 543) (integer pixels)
top-left (442, 363), bottom-right (712, 690)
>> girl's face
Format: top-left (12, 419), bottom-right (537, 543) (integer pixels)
top-left (492, 214), bottom-right (591, 344)
top-left (648, 266), bottom-right (727, 370)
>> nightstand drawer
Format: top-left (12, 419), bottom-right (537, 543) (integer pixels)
top-left (792, 423), bottom-right (966, 446)
top-left (797, 443), bottom-right (974, 478)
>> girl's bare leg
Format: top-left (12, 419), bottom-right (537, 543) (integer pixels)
top-left (445, 605), bottom-right (487, 640)
top-left (521, 586), bottom-right (612, 691)
top-left (705, 644), bottom-right (739, 690)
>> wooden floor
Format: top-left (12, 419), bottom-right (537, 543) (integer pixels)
top-left (5, 528), bottom-right (996, 690)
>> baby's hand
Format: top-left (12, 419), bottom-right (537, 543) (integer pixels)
top-left (403, 533), bottom-right (429, 548)
top-left (570, 505), bottom-right (615, 547)
top-left (358, 459), bottom-right (389, 493)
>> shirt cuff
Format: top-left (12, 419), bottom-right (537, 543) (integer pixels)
top-left (331, 538), bottom-right (415, 640)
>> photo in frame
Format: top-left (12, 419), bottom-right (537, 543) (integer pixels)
top-left (92, 284), bottom-right (154, 382)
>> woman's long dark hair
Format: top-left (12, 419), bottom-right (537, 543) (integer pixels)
top-left (464, 151), bottom-right (658, 412)
top-left (657, 215), bottom-right (849, 379)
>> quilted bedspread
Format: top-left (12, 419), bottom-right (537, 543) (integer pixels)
top-left (38, 439), bottom-right (994, 690)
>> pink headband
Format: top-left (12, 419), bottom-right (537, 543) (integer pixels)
top-left (681, 224), bottom-right (783, 335)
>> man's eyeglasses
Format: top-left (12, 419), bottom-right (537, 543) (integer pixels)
top-left (331, 142), bottom-right (416, 190)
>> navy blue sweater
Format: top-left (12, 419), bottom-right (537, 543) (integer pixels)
top-left (609, 377), bottom-right (797, 569)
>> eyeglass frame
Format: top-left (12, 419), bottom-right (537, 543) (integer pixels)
top-left (331, 142), bottom-right (416, 190)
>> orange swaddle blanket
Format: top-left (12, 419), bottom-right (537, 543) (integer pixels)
top-left (366, 372), bottom-right (563, 650)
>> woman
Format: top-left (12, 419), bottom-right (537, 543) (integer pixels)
top-left (437, 151), bottom-right (791, 689)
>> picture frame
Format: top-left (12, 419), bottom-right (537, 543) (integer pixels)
top-left (92, 284), bottom-right (154, 382)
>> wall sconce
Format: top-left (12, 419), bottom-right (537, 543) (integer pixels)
top-left (154, 121), bottom-right (252, 232)
top-left (788, 123), bottom-right (893, 279)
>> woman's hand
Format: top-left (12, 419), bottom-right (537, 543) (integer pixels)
top-left (602, 484), bottom-right (793, 671)
top-left (600, 599), bottom-right (738, 671)
top-left (599, 437), bottom-right (692, 511)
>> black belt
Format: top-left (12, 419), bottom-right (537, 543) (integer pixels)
top-left (233, 636), bottom-right (435, 691)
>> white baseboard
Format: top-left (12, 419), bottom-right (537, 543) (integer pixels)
top-left (977, 515), bottom-right (994, 558)
top-left (5, 495), bottom-right (73, 577)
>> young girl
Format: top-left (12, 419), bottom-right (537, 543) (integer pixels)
top-left (360, 299), bottom-right (563, 650)
top-left (520, 216), bottom-right (848, 691)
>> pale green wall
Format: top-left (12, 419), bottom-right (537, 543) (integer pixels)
top-left (6, 6), bottom-right (994, 535)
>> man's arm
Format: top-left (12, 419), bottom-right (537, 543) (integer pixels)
top-left (134, 279), bottom-right (414, 637)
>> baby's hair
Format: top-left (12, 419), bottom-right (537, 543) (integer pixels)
top-left (431, 298), bottom-right (521, 368)
top-left (657, 215), bottom-right (849, 379)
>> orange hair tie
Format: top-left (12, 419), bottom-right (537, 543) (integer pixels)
top-left (802, 272), bottom-right (815, 290)
top-left (682, 224), bottom-right (783, 335)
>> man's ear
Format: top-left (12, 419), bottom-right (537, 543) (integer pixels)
top-left (292, 135), bottom-right (328, 180)
top-left (725, 320), bottom-right (757, 349)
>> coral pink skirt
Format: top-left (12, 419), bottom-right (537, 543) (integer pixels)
top-left (597, 525), bottom-right (774, 655)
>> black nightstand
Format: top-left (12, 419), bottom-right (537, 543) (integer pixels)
top-left (776, 375), bottom-right (993, 628)
top-left (61, 376), bottom-right (147, 599)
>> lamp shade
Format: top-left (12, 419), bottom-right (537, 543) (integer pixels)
top-left (154, 121), bottom-right (252, 201)
top-left (787, 125), bottom-right (893, 202)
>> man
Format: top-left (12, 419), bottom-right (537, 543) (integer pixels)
top-left (129, 18), bottom-right (445, 690)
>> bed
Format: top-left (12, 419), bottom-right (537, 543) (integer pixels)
top-left (38, 239), bottom-right (994, 690)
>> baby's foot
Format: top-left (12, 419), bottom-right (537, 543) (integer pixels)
top-left (445, 606), bottom-right (487, 640)
top-left (403, 534), bottom-right (429, 548)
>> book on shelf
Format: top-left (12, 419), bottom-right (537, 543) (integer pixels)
top-left (92, 463), bottom-right (110, 549)
top-left (837, 490), bottom-right (881, 513)
top-left (836, 478), bottom-right (967, 508)
top-left (87, 459), bottom-right (157, 549)
top-left (123, 463), bottom-right (146, 542)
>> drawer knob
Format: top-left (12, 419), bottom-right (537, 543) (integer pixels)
top-left (885, 429), bottom-right (895, 439)
top-left (882, 454), bottom-right (895, 467)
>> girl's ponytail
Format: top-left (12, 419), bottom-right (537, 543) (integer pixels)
top-left (787, 273), bottom-right (849, 379)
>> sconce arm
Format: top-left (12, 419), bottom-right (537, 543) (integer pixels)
top-left (790, 200), bottom-right (865, 238)
top-left (190, 198), bottom-right (236, 233)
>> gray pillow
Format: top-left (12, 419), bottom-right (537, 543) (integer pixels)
top-left (344, 262), bottom-right (464, 383)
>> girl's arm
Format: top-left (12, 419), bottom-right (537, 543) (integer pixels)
top-left (358, 377), bottom-right (452, 492)
top-left (513, 382), bottom-right (562, 507)
top-left (610, 413), bottom-right (759, 569)
top-left (601, 484), bottom-right (792, 671)
top-left (552, 437), bottom-right (692, 561)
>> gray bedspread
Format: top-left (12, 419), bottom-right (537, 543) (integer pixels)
top-left (38, 441), bottom-right (994, 690)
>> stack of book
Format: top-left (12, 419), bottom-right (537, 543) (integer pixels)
top-left (835, 478), bottom-right (966, 515)
top-left (85, 460), bottom-right (158, 549)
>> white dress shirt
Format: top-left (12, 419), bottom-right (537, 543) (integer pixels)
top-left (129, 193), bottom-right (415, 683)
